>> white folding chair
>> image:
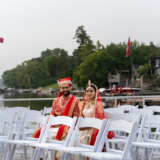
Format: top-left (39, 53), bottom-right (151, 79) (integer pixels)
top-left (43, 107), bottom-right (52, 116)
top-left (0, 113), bottom-right (16, 160)
top-left (55, 117), bottom-right (107, 160)
top-left (109, 113), bottom-right (141, 151)
top-left (144, 105), bottom-right (160, 114)
top-left (104, 112), bottom-right (114, 120)
top-left (30, 116), bottom-right (77, 160)
top-left (6, 107), bottom-right (30, 114)
top-left (5, 109), bottom-right (43, 159)
top-left (82, 120), bottom-right (138, 160)
top-left (0, 110), bottom-right (6, 135)
top-left (104, 108), bottom-right (124, 114)
top-left (6, 107), bottom-right (30, 132)
top-left (118, 104), bottom-right (138, 111)
top-left (4, 114), bottom-right (49, 160)
top-left (132, 115), bottom-right (160, 160)
top-left (130, 108), bottom-right (154, 116)
top-left (0, 110), bottom-right (7, 154)
top-left (13, 109), bottom-right (43, 135)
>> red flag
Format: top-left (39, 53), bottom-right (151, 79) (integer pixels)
top-left (126, 37), bottom-right (131, 57)
top-left (28, 78), bottom-right (30, 82)
top-left (0, 37), bottom-right (4, 43)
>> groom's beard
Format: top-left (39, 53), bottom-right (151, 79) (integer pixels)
top-left (62, 91), bottom-right (70, 97)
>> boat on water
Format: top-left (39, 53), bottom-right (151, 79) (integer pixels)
top-left (99, 87), bottom-right (141, 93)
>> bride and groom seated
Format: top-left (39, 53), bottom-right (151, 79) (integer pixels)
top-left (32, 77), bottom-right (105, 160)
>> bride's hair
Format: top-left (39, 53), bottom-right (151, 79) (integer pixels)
top-left (85, 84), bottom-right (97, 92)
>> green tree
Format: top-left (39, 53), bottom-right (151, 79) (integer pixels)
top-left (137, 63), bottom-right (152, 77)
top-left (96, 40), bottom-right (102, 52)
top-left (73, 26), bottom-right (90, 50)
top-left (17, 60), bottom-right (46, 88)
top-left (57, 49), bottom-right (69, 77)
top-left (41, 49), bottom-right (53, 63)
top-left (45, 54), bottom-right (58, 77)
top-left (80, 38), bottom-right (96, 61)
top-left (73, 51), bottom-right (115, 88)
top-left (53, 48), bottom-right (68, 56)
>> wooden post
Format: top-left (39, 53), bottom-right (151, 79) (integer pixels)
top-left (126, 79), bottom-right (128, 88)
top-left (141, 77), bottom-right (143, 90)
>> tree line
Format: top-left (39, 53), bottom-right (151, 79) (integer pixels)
top-left (2, 26), bottom-right (160, 88)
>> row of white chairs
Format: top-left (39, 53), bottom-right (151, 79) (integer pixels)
top-left (3, 111), bottom-right (160, 160)
top-left (1, 112), bottom-right (139, 160)
top-left (1, 104), bottom-right (160, 159)
top-left (0, 106), bottom-right (52, 157)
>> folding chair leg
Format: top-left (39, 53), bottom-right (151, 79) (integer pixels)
top-left (8, 144), bottom-right (17, 160)
top-left (132, 146), bottom-right (139, 160)
top-left (2, 144), bottom-right (9, 160)
top-left (30, 148), bottom-right (35, 160)
top-left (79, 154), bottom-right (83, 160)
top-left (61, 152), bottom-right (66, 160)
top-left (42, 148), bottom-right (46, 160)
top-left (64, 153), bottom-right (70, 160)
top-left (1, 142), bottom-right (4, 153)
top-left (150, 152), bottom-right (154, 160)
top-left (50, 149), bottom-right (54, 160)
top-left (145, 148), bottom-right (149, 160)
top-left (45, 149), bottom-right (49, 160)
top-left (69, 153), bottom-right (73, 160)
top-left (35, 148), bottom-right (42, 160)
top-left (23, 145), bottom-right (28, 160)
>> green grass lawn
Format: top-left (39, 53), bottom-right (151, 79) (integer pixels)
top-left (42, 83), bottom-right (59, 90)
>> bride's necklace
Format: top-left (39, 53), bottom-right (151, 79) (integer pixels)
top-left (60, 95), bottom-right (71, 108)
top-left (86, 100), bottom-right (95, 109)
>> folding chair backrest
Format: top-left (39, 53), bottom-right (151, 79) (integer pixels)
top-left (104, 112), bottom-right (114, 119)
top-left (118, 104), bottom-right (138, 111)
top-left (6, 106), bottom-right (30, 114)
top-left (43, 107), bottom-right (52, 116)
top-left (104, 108), bottom-right (124, 114)
top-left (144, 105), bottom-right (160, 113)
top-left (41, 116), bottom-right (77, 147)
top-left (113, 113), bottom-right (141, 123)
top-left (138, 115), bottom-right (160, 142)
top-left (16, 109), bottom-right (43, 129)
top-left (130, 108), bottom-right (154, 116)
top-left (15, 114), bottom-right (49, 143)
top-left (0, 113), bottom-right (16, 140)
top-left (0, 110), bottom-right (6, 131)
top-left (0, 110), bottom-right (6, 114)
top-left (18, 109), bottom-right (43, 117)
top-left (69, 117), bottom-right (107, 152)
top-left (97, 119), bottom-right (138, 159)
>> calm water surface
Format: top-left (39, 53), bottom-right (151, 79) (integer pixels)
top-left (0, 92), bottom-right (56, 111)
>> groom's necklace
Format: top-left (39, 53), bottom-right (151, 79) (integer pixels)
top-left (60, 95), bottom-right (71, 108)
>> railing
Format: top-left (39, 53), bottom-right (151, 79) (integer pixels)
top-left (1, 95), bottom-right (160, 109)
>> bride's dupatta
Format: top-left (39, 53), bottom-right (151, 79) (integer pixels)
top-left (79, 88), bottom-right (105, 146)
top-left (32, 95), bottom-right (77, 140)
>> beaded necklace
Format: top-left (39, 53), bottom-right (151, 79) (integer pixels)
top-left (60, 95), bottom-right (72, 108)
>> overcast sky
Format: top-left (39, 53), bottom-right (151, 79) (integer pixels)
top-left (0, 0), bottom-right (160, 78)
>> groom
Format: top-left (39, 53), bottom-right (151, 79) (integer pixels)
top-left (32, 77), bottom-right (79, 140)
top-left (50, 77), bottom-right (80, 140)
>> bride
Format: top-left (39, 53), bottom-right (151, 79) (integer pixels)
top-left (74, 80), bottom-right (105, 160)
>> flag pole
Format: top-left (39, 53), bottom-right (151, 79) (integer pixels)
top-left (131, 46), bottom-right (133, 80)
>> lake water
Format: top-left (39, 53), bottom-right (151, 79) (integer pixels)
top-left (0, 92), bottom-right (56, 111)
top-left (2, 92), bottom-right (158, 110)
top-left (0, 92), bottom-right (110, 110)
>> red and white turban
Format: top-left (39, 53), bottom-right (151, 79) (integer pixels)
top-left (58, 77), bottom-right (72, 87)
